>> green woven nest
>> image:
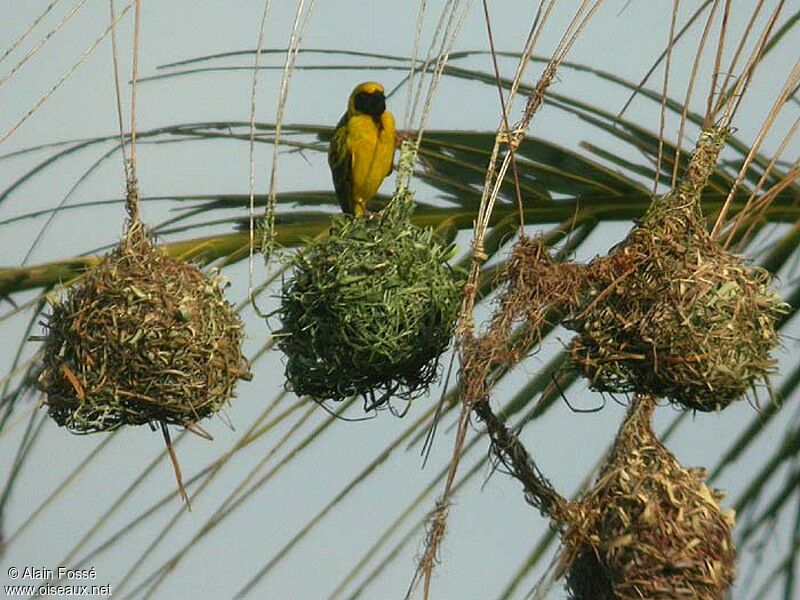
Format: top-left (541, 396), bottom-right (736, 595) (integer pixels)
top-left (37, 226), bottom-right (248, 433)
top-left (566, 128), bottom-right (786, 411)
top-left (278, 193), bottom-right (461, 406)
top-left (562, 397), bottom-right (736, 599)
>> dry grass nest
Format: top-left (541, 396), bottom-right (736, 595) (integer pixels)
top-left (461, 235), bottom-right (585, 404)
top-left (38, 225), bottom-right (248, 433)
top-left (278, 192), bottom-right (462, 407)
top-left (561, 396), bottom-right (736, 600)
top-left (567, 128), bottom-right (786, 411)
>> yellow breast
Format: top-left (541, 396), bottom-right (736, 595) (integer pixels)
top-left (345, 110), bottom-right (396, 212)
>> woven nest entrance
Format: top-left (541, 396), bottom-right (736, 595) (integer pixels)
top-left (278, 191), bottom-right (461, 407)
top-left (38, 224), bottom-right (249, 433)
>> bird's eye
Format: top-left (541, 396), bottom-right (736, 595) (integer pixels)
top-left (353, 90), bottom-right (386, 116)
top-left (353, 92), bottom-right (372, 113)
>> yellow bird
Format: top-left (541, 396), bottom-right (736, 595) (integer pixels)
top-left (328, 82), bottom-right (396, 217)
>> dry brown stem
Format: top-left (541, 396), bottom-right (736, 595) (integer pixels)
top-left (473, 399), bottom-right (573, 525)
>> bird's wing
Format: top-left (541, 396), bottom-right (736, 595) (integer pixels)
top-left (328, 114), bottom-right (354, 214)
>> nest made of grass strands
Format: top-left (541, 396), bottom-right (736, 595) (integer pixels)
top-left (278, 191), bottom-right (461, 407)
top-left (37, 224), bottom-right (248, 433)
top-left (567, 127), bottom-right (786, 411)
top-left (462, 235), bottom-right (586, 404)
top-left (560, 395), bottom-right (736, 600)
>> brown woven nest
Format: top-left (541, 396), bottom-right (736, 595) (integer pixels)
top-left (560, 395), bottom-right (736, 599)
top-left (461, 235), bottom-right (586, 405)
top-left (567, 127), bottom-right (786, 411)
top-left (37, 224), bottom-right (249, 433)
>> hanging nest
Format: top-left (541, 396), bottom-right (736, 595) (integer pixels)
top-left (462, 235), bottom-right (586, 405)
top-left (37, 224), bottom-right (249, 433)
top-left (560, 395), bottom-right (736, 600)
top-left (567, 127), bottom-right (786, 411)
top-left (278, 191), bottom-right (461, 406)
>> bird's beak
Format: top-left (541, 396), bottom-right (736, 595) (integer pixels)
top-left (374, 93), bottom-right (386, 114)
